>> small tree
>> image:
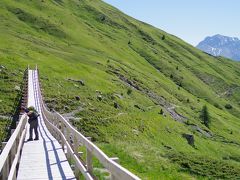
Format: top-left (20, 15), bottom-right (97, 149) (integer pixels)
top-left (200, 105), bottom-right (210, 128)
top-left (162, 35), bottom-right (165, 40)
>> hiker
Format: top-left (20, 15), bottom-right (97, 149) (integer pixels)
top-left (23, 107), bottom-right (39, 141)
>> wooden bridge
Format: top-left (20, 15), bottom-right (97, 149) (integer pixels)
top-left (0, 67), bottom-right (140, 180)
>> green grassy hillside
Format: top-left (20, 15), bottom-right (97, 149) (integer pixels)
top-left (1, 0), bottom-right (240, 179)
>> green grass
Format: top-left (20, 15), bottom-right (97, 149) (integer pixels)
top-left (1, 0), bottom-right (240, 179)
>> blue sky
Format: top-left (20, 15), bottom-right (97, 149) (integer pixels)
top-left (103, 0), bottom-right (240, 46)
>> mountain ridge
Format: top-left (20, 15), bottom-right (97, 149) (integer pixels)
top-left (197, 34), bottom-right (240, 61)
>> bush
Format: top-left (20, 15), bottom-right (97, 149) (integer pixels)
top-left (225, 104), bottom-right (233, 109)
top-left (214, 103), bottom-right (222, 109)
top-left (159, 109), bottom-right (163, 115)
top-left (127, 88), bottom-right (132, 95)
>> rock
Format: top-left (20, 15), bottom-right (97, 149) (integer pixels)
top-left (97, 95), bottom-right (102, 101)
top-left (163, 145), bottom-right (172, 150)
top-left (69, 117), bottom-right (81, 123)
top-left (89, 108), bottom-right (97, 111)
top-left (159, 109), bottom-right (164, 115)
top-left (189, 125), bottom-right (212, 138)
top-left (0, 65), bottom-right (6, 69)
top-left (165, 126), bottom-right (172, 133)
top-left (110, 95), bottom-right (115, 100)
top-left (134, 104), bottom-right (145, 111)
top-left (74, 84), bottom-right (79, 88)
top-left (14, 85), bottom-right (21, 91)
top-left (114, 102), bottom-right (119, 109)
top-left (115, 94), bottom-right (123, 99)
top-left (64, 106), bottom-right (70, 111)
top-left (67, 78), bottom-right (85, 86)
top-left (134, 104), bottom-right (141, 110)
top-left (79, 80), bottom-right (85, 86)
top-left (96, 90), bottom-right (102, 94)
top-left (75, 96), bottom-right (80, 101)
top-left (182, 134), bottom-right (194, 146)
top-left (132, 129), bottom-right (139, 135)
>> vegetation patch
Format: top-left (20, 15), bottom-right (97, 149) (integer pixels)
top-left (8, 7), bottom-right (66, 38)
top-left (0, 118), bottom-right (9, 148)
top-left (167, 151), bottom-right (240, 179)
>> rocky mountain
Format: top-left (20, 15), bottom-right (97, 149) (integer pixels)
top-left (197, 34), bottom-right (240, 61)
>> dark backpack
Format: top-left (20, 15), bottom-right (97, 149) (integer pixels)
top-left (28, 111), bottom-right (39, 123)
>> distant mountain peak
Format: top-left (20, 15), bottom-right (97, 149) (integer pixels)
top-left (196, 34), bottom-right (240, 61)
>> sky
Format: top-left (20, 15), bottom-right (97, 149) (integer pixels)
top-left (103, 0), bottom-right (240, 46)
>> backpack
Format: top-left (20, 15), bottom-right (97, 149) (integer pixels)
top-left (28, 111), bottom-right (39, 123)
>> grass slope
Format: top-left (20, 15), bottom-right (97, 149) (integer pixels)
top-left (1, 0), bottom-right (240, 179)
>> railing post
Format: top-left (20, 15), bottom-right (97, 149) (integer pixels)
top-left (74, 161), bottom-right (80, 180)
top-left (111, 174), bottom-right (118, 180)
top-left (110, 157), bottom-right (120, 180)
top-left (61, 135), bottom-right (64, 151)
top-left (3, 156), bottom-right (9, 179)
top-left (59, 120), bottom-right (64, 150)
top-left (73, 136), bottom-right (79, 157)
top-left (66, 146), bottom-right (70, 160)
top-left (86, 148), bottom-right (93, 175)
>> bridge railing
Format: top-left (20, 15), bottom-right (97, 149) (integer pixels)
top-left (37, 69), bottom-right (140, 180)
top-left (0, 66), bottom-right (29, 180)
top-left (0, 115), bottom-right (28, 180)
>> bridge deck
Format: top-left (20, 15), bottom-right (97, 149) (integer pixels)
top-left (17, 70), bottom-right (75, 180)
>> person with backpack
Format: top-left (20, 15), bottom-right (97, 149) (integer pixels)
top-left (23, 107), bottom-right (39, 141)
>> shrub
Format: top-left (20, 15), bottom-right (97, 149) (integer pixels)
top-left (127, 88), bottom-right (132, 95)
top-left (159, 109), bottom-right (163, 115)
top-left (225, 104), bottom-right (233, 109)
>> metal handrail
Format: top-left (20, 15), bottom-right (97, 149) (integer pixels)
top-left (36, 67), bottom-right (140, 180)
